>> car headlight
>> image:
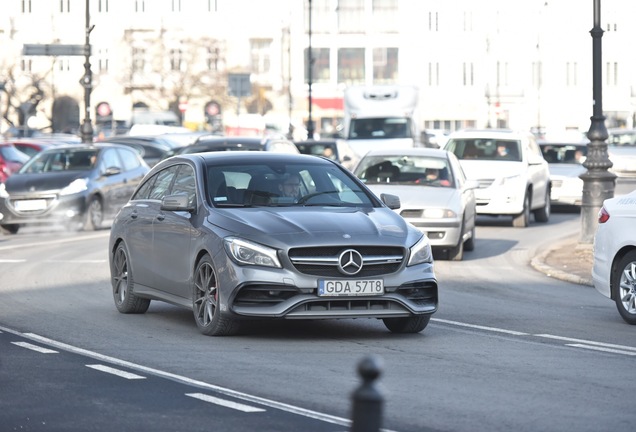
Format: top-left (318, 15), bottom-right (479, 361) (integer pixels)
top-left (407, 235), bottom-right (433, 266)
top-left (0, 183), bottom-right (8, 198)
top-left (224, 237), bottom-right (282, 268)
top-left (60, 178), bottom-right (89, 196)
top-left (422, 208), bottom-right (456, 219)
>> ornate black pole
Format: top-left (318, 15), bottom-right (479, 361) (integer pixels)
top-left (579, 0), bottom-right (616, 244)
top-left (306, 0), bottom-right (315, 140)
top-left (80, 0), bottom-right (94, 143)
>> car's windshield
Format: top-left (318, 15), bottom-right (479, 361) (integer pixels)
top-left (540, 144), bottom-right (587, 164)
top-left (207, 161), bottom-right (374, 207)
top-left (19, 149), bottom-right (99, 173)
top-left (608, 130), bottom-right (636, 146)
top-left (355, 155), bottom-right (454, 188)
top-left (446, 138), bottom-right (522, 162)
top-left (348, 117), bottom-right (412, 140)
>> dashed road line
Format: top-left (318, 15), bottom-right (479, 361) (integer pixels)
top-left (11, 341), bottom-right (58, 354)
top-left (566, 344), bottom-right (636, 356)
top-left (86, 364), bottom-right (147, 379)
top-left (432, 318), bottom-right (528, 336)
top-left (186, 393), bottom-right (266, 413)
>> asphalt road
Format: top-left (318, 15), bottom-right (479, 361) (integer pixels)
top-left (0, 213), bottom-right (634, 432)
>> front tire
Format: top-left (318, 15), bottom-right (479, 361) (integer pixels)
top-left (611, 250), bottom-right (636, 325)
top-left (512, 193), bottom-right (531, 228)
top-left (533, 186), bottom-right (551, 223)
top-left (192, 255), bottom-right (239, 336)
top-left (111, 243), bottom-right (150, 314)
top-left (84, 196), bottom-right (103, 231)
top-left (1, 224), bottom-right (20, 234)
top-left (383, 315), bottom-right (430, 333)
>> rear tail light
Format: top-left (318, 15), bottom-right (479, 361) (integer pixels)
top-left (598, 206), bottom-right (610, 223)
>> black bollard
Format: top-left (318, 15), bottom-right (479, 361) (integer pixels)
top-left (351, 355), bottom-right (384, 432)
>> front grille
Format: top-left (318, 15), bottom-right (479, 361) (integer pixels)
top-left (289, 246), bottom-right (404, 277)
top-left (9, 194), bottom-right (58, 216)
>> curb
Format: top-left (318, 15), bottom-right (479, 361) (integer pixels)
top-left (530, 239), bottom-right (594, 287)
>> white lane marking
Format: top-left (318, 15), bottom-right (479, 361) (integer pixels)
top-left (0, 259), bottom-right (27, 263)
top-left (86, 364), bottom-right (147, 380)
top-left (0, 232), bottom-right (109, 251)
top-left (186, 393), bottom-right (266, 413)
top-left (0, 329), bottom-right (367, 430)
top-left (535, 334), bottom-right (636, 352)
top-left (45, 260), bottom-right (107, 263)
top-left (11, 341), bottom-right (58, 354)
top-left (432, 318), bottom-right (528, 336)
top-left (566, 344), bottom-right (636, 356)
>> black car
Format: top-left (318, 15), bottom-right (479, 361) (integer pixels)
top-left (176, 135), bottom-right (300, 155)
top-left (0, 143), bottom-right (149, 234)
top-left (103, 135), bottom-right (190, 166)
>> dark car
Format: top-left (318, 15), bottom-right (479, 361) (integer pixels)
top-left (108, 152), bottom-right (438, 336)
top-left (0, 143), bottom-right (149, 234)
top-left (176, 135), bottom-right (300, 155)
top-left (0, 142), bottom-right (30, 183)
top-left (102, 135), bottom-right (190, 167)
top-left (294, 139), bottom-right (359, 171)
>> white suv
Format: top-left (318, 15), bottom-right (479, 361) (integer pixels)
top-left (444, 129), bottom-right (551, 227)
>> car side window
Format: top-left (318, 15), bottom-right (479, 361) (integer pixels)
top-left (133, 176), bottom-right (156, 200)
top-left (101, 149), bottom-right (123, 171)
top-left (117, 148), bottom-right (142, 171)
top-left (170, 164), bottom-right (196, 207)
top-left (148, 166), bottom-right (179, 201)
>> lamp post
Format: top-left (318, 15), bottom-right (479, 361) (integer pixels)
top-left (579, 0), bottom-right (616, 244)
top-left (80, 0), bottom-right (94, 143)
top-left (306, 0), bottom-right (315, 140)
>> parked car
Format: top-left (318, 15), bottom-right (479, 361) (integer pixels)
top-left (293, 139), bottom-right (359, 171)
top-left (0, 143), bottom-right (149, 234)
top-left (592, 189), bottom-right (636, 324)
top-left (538, 141), bottom-right (588, 207)
top-left (9, 139), bottom-right (57, 158)
top-left (177, 135), bottom-right (300, 155)
top-left (0, 142), bottom-right (30, 183)
top-left (102, 135), bottom-right (190, 166)
top-left (108, 152), bottom-right (438, 336)
top-left (444, 129), bottom-right (551, 227)
top-left (607, 128), bottom-right (636, 179)
top-left (353, 148), bottom-right (477, 261)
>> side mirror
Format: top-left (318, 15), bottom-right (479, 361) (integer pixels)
top-left (380, 193), bottom-right (401, 210)
top-left (103, 166), bottom-right (122, 176)
top-left (161, 193), bottom-right (194, 212)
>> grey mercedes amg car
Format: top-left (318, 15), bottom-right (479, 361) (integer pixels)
top-left (108, 151), bottom-right (438, 336)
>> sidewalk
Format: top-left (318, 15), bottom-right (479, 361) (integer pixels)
top-left (531, 236), bottom-right (594, 286)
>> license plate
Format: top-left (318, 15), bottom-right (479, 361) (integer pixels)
top-left (318, 279), bottom-right (384, 297)
top-left (14, 199), bottom-right (47, 211)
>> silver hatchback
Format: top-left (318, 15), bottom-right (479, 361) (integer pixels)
top-left (108, 152), bottom-right (438, 335)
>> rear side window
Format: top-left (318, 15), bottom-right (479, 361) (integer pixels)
top-left (117, 148), bottom-right (142, 171)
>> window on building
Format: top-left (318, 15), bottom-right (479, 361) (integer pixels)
top-left (337, 48), bottom-right (365, 84)
top-left (98, 48), bottom-right (109, 73)
top-left (311, 0), bottom-right (333, 33)
top-left (135, 0), bottom-right (145, 12)
top-left (606, 62), bottom-right (618, 86)
top-left (250, 39), bottom-right (272, 75)
top-left (305, 48), bottom-right (330, 83)
top-left (21, 59), bottom-right (32, 72)
top-left (338, 0), bottom-right (365, 33)
top-left (462, 62), bottom-right (474, 86)
top-left (496, 61), bottom-right (508, 87)
top-left (463, 11), bottom-right (473, 31)
top-left (428, 11), bottom-right (439, 31)
top-left (132, 47), bottom-right (145, 73)
top-left (207, 0), bottom-right (218, 12)
top-left (170, 49), bottom-right (183, 72)
top-left (533, 61), bottom-right (543, 88)
top-left (207, 47), bottom-right (220, 71)
top-left (22, 0), bottom-right (32, 13)
top-left (427, 62), bottom-right (439, 86)
top-left (60, 0), bottom-right (71, 13)
top-left (565, 61), bottom-right (578, 87)
top-left (171, 0), bottom-right (181, 12)
top-left (372, 0), bottom-right (398, 33)
top-left (98, 0), bottom-right (109, 12)
top-left (58, 58), bottom-right (71, 72)
top-left (373, 48), bottom-right (398, 84)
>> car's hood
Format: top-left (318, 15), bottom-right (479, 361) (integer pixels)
top-left (210, 206), bottom-right (420, 247)
top-left (458, 160), bottom-right (523, 180)
top-left (364, 184), bottom-right (459, 209)
top-left (548, 164), bottom-right (586, 178)
top-left (5, 171), bottom-right (90, 193)
top-left (346, 138), bottom-right (415, 159)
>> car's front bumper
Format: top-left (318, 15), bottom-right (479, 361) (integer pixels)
top-left (0, 193), bottom-right (88, 226)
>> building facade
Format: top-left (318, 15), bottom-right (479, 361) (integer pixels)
top-left (0, 0), bottom-right (634, 138)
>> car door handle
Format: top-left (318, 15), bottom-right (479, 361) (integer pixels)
top-left (130, 210), bottom-right (138, 219)
top-left (156, 214), bottom-right (165, 221)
